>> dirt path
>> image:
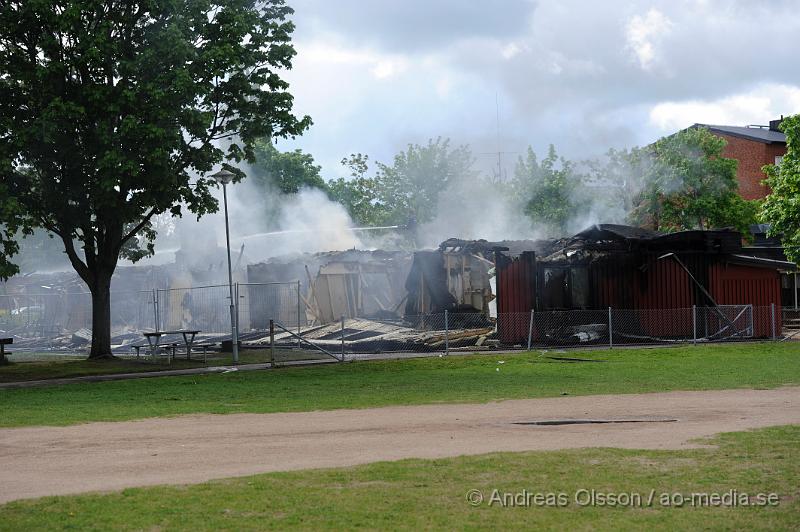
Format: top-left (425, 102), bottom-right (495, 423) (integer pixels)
top-left (1, 387), bottom-right (799, 504)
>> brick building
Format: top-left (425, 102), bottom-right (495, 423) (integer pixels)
top-left (691, 118), bottom-right (786, 200)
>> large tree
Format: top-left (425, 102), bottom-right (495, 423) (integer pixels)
top-left (0, 181), bottom-right (23, 279)
top-left (762, 114), bottom-right (800, 263)
top-left (374, 137), bottom-right (475, 226)
top-left (250, 138), bottom-right (326, 194)
top-left (630, 127), bottom-right (758, 233)
top-left (511, 144), bottom-right (586, 237)
top-left (326, 140), bottom-right (475, 234)
top-left (0, 1), bottom-right (310, 358)
top-left (327, 153), bottom-right (392, 227)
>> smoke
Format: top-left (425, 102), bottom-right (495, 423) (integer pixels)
top-left (416, 147), bottom-right (648, 247)
top-left (9, 141), bottom-right (651, 282)
top-left (417, 175), bottom-right (541, 247)
top-left (160, 172), bottom-right (365, 276)
top-left (232, 186), bottom-right (364, 257)
top-left (567, 153), bottom-right (649, 232)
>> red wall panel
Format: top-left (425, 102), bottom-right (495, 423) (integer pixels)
top-left (709, 262), bottom-right (782, 337)
top-left (496, 253), bottom-right (536, 343)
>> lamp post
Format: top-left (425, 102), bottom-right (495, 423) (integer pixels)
top-left (211, 169), bottom-right (239, 364)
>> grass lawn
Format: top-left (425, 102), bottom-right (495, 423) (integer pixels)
top-left (0, 348), bottom-right (328, 383)
top-left (0, 356), bottom-right (210, 382)
top-left (0, 342), bottom-right (797, 428)
top-left (0, 425), bottom-right (797, 530)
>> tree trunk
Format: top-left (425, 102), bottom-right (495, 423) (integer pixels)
top-left (88, 272), bottom-right (114, 359)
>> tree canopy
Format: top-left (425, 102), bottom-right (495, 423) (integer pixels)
top-left (0, 0), bottom-right (310, 357)
top-left (0, 181), bottom-right (23, 279)
top-left (323, 130), bottom-right (760, 244)
top-left (630, 127), bottom-right (758, 233)
top-left (762, 115), bottom-right (800, 263)
top-left (327, 139), bottom-right (475, 233)
top-left (374, 137), bottom-right (475, 226)
top-left (511, 144), bottom-right (586, 238)
top-left (249, 139), bottom-right (326, 194)
top-left (327, 153), bottom-right (392, 227)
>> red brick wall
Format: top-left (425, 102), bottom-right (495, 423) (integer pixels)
top-left (714, 132), bottom-right (786, 200)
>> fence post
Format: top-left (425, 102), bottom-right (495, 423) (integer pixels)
top-left (608, 307), bottom-right (613, 349)
top-left (527, 309), bottom-right (534, 351)
top-left (692, 305), bottom-right (697, 345)
top-left (444, 310), bottom-right (449, 355)
top-left (341, 315), bottom-right (346, 362)
top-left (152, 288), bottom-right (160, 332)
top-left (234, 283), bottom-right (240, 343)
top-left (297, 280), bottom-right (302, 344)
top-left (771, 303), bottom-right (776, 340)
top-left (269, 319), bottom-right (275, 366)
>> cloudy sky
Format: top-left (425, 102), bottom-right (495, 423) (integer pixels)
top-left (278, 0), bottom-right (800, 179)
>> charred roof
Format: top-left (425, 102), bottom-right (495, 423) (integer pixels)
top-left (437, 237), bottom-right (553, 257)
top-left (567, 224), bottom-right (743, 254)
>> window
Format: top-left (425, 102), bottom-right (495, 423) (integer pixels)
top-left (541, 266), bottom-right (590, 309)
top-left (542, 268), bottom-right (568, 309)
top-left (570, 267), bottom-right (589, 309)
top-left (775, 155), bottom-right (784, 166)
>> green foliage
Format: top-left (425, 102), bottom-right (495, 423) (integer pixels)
top-left (511, 145), bottom-right (587, 237)
top-left (0, 1), bottom-right (310, 354)
top-left (762, 115), bottom-right (800, 263)
top-left (326, 140), bottom-right (475, 235)
top-left (0, 183), bottom-right (23, 280)
top-left (327, 154), bottom-right (392, 227)
top-left (250, 139), bottom-right (326, 194)
top-left (631, 127), bottom-right (756, 232)
top-left (374, 137), bottom-right (476, 226)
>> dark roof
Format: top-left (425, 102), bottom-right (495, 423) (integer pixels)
top-left (572, 224), bottom-right (743, 254)
top-left (437, 238), bottom-right (552, 257)
top-left (694, 124), bottom-right (786, 144)
top-left (748, 223), bottom-right (783, 247)
top-left (573, 224), bottom-right (659, 242)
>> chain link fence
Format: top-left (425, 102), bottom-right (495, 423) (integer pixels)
top-left (0, 277), bottom-right (787, 360)
top-left (0, 290), bottom-right (155, 350)
top-left (782, 307), bottom-right (800, 340)
top-left (267, 304), bottom-right (780, 363)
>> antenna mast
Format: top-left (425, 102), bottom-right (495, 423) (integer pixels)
top-left (478, 93), bottom-right (516, 182)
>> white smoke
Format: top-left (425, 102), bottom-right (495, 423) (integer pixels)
top-left (11, 142), bottom-right (651, 281)
top-left (417, 176), bottom-right (542, 247)
top-left (232, 187), bottom-right (363, 258)
top-left (158, 171), bottom-right (366, 270)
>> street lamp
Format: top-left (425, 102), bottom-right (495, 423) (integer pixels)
top-left (211, 168), bottom-right (239, 364)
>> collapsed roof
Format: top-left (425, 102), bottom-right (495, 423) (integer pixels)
top-left (552, 224), bottom-right (795, 269)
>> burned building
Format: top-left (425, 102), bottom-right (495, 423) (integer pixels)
top-left (744, 223), bottom-right (799, 309)
top-left (404, 238), bottom-right (552, 317)
top-left (495, 224), bottom-right (795, 342)
top-left (246, 249), bottom-right (412, 327)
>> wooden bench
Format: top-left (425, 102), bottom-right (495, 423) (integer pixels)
top-left (0, 337), bottom-right (11, 365)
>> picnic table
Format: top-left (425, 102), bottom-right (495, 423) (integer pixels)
top-left (135, 330), bottom-right (204, 363)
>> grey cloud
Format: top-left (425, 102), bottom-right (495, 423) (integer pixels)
top-left (283, 0), bottom-right (800, 179)
top-left (452, 0), bottom-right (800, 108)
top-left (433, 0), bottom-right (800, 155)
top-left (289, 0), bottom-right (536, 52)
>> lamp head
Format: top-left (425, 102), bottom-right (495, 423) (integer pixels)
top-left (211, 169), bottom-right (235, 185)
